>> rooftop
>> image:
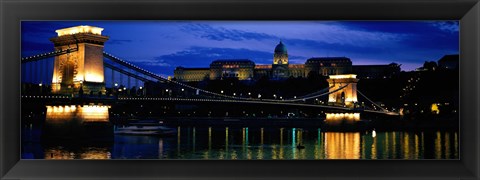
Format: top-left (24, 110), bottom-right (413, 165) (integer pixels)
top-left (438, 54), bottom-right (459, 62)
top-left (274, 41), bottom-right (287, 54)
top-left (211, 59), bottom-right (255, 64)
top-left (55, 25), bottom-right (104, 37)
top-left (306, 57), bottom-right (352, 63)
top-left (175, 67), bottom-right (209, 70)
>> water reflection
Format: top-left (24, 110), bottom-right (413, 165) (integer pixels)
top-left (22, 126), bottom-right (459, 160)
top-left (44, 147), bottom-right (110, 159)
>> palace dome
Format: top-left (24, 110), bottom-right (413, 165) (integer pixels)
top-left (274, 41), bottom-right (287, 54)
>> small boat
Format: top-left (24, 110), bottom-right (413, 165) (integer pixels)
top-left (296, 144), bottom-right (305, 149)
top-left (115, 125), bottom-right (176, 136)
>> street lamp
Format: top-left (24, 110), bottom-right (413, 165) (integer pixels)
top-left (258, 94), bottom-right (261, 98)
top-left (181, 88), bottom-right (184, 92)
top-left (114, 83), bottom-right (118, 87)
top-left (139, 86), bottom-right (143, 90)
top-left (220, 90), bottom-right (224, 94)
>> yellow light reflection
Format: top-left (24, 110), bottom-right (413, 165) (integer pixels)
top-left (279, 128), bottom-right (284, 159)
top-left (44, 148), bottom-right (110, 159)
top-left (445, 132), bottom-right (450, 158)
top-left (403, 133), bottom-right (410, 159)
top-left (392, 132), bottom-right (397, 158)
top-left (371, 134), bottom-right (377, 159)
top-left (260, 128), bottom-right (264, 145)
top-left (177, 126), bottom-right (181, 156)
top-left (225, 127), bottom-right (229, 156)
top-left (414, 134), bottom-right (419, 159)
top-left (257, 128), bottom-right (264, 160)
top-left (324, 132), bottom-right (361, 159)
top-left (208, 127), bottom-right (212, 151)
top-left (454, 132), bottom-right (458, 158)
top-left (159, 139), bottom-right (164, 159)
top-left (383, 132), bottom-right (389, 159)
top-left (192, 127), bottom-right (196, 152)
top-left (435, 131), bottom-right (442, 159)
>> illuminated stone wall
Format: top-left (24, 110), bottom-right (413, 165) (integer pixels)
top-left (209, 60), bottom-right (255, 80)
top-left (273, 53), bottom-right (288, 65)
top-left (174, 68), bottom-right (210, 82)
top-left (325, 113), bottom-right (360, 122)
top-left (46, 105), bottom-right (110, 123)
top-left (327, 74), bottom-right (359, 108)
top-left (50, 26), bottom-right (108, 95)
top-left (44, 105), bottom-right (112, 139)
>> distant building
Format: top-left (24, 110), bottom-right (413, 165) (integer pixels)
top-left (210, 59), bottom-right (255, 80)
top-left (352, 63), bottom-right (401, 79)
top-left (174, 67), bottom-right (209, 82)
top-left (174, 41), bottom-right (401, 82)
top-left (305, 57), bottom-right (352, 77)
top-left (416, 61), bottom-right (437, 71)
top-left (438, 54), bottom-right (459, 69)
top-left (416, 54), bottom-right (459, 72)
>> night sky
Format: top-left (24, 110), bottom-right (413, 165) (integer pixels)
top-left (22, 21), bottom-right (459, 77)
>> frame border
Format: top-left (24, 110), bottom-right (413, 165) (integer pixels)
top-left (1, 0), bottom-right (479, 179)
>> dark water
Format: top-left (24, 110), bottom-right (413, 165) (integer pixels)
top-left (22, 125), bottom-right (459, 160)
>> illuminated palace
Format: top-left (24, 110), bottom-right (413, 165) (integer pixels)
top-left (174, 41), bottom-right (401, 82)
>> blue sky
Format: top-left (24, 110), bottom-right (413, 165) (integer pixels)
top-left (22, 21), bottom-right (459, 76)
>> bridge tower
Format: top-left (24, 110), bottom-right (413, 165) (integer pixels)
top-left (326, 74), bottom-right (359, 108)
top-left (50, 25), bottom-right (109, 95)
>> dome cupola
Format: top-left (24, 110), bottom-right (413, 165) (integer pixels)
top-left (274, 40), bottom-right (287, 54)
top-left (273, 40), bottom-right (288, 65)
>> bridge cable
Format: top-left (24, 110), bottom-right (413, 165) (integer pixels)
top-left (356, 89), bottom-right (388, 112)
top-left (21, 48), bottom-right (79, 63)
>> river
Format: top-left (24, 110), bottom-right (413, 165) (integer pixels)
top-left (21, 125), bottom-right (458, 160)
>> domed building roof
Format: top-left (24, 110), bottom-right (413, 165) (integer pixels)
top-left (274, 41), bottom-right (287, 54)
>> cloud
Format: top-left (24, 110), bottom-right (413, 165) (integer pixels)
top-left (108, 39), bottom-right (133, 45)
top-left (430, 21), bottom-right (459, 33)
top-left (181, 23), bottom-right (277, 41)
top-left (144, 62), bottom-right (171, 67)
top-left (122, 58), bottom-right (171, 67)
top-left (156, 46), bottom-right (273, 67)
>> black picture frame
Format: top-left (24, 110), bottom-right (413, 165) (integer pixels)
top-left (1, 0), bottom-right (479, 179)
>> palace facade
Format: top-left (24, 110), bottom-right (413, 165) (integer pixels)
top-left (174, 41), bottom-right (401, 82)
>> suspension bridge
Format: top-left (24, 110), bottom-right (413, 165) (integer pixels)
top-left (20, 25), bottom-right (400, 123)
